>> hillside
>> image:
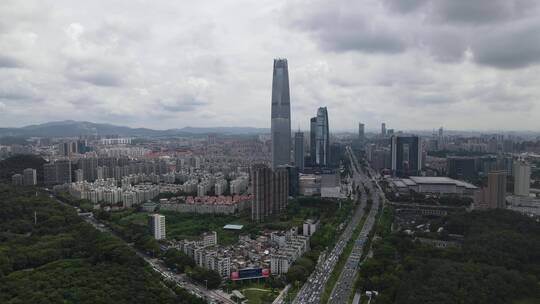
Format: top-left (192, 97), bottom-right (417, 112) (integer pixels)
top-left (0, 121), bottom-right (268, 137)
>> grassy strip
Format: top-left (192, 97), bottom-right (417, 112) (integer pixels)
top-left (348, 204), bottom-right (393, 303)
top-left (320, 201), bottom-right (371, 304)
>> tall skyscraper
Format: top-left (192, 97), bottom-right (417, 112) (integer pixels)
top-left (294, 131), bottom-right (305, 170)
top-left (44, 160), bottom-right (72, 185)
top-left (148, 214), bottom-right (166, 240)
top-left (310, 117), bottom-right (317, 165)
top-left (251, 164), bottom-right (273, 222)
top-left (78, 157), bottom-right (98, 182)
top-left (251, 164), bottom-right (289, 222)
top-left (488, 171), bottom-right (507, 209)
top-left (513, 160), bottom-right (530, 196)
top-left (315, 107), bottom-right (330, 167)
top-left (358, 123), bottom-right (365, 142)
top-left (271, 58), bottom-right (291, 169)
top-left (391, 135), bottom-right (422, 177)
top-left (381, 123), bottom-right (386, 136)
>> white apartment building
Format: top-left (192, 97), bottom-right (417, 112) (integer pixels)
top-left (149, 214), bottom-right (166, 240)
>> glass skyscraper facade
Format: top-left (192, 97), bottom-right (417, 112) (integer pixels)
top-left (315, 107), bottom-right (330, 167)
top-left (294, 131), bottom-right (304, 170)
top-left (271, 59), bottom-right (291, 169)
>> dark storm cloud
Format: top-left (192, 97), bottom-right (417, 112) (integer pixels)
top-left (0, 55), bottom-right (22, 68)
top-left (471, 22), bottom-right (540, 69)
top-left (290, 0), bottom-right (540, 69)
top-left (289, 3), bottom-right (406, 54)
top-left (382, 0), bottom-right (428, 13)
top-left (430, 0), bottom-right (538, 25)
top-left (159, 95), bottom-right (208, 112)
top-left (66, 63), bottom-right (124, 87)
top-left (75, 72), bottom-right (123, 87)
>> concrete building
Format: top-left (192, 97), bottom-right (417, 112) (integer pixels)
top-left (299, 174), bottom-right (321, 196)
top-left (488, 171), bottom-right (507, 209)
top-left (149, 214), bottom-right (166, 240)
top-left (447, 157), bottom-right (477, 181)
top-left (44, 160), bottom-right (72, 185)
top-left (389, 176), bottom-right (478, 197)
top-left (303, 219), bottom-right (320, 236)
top-left (294, 131), bottom-right (305, 170)
top-left (11, 174), bottom-right (23, 185)
top-left (391, 135), bottom-right (422, 177)
top-left (75, 169), bottom-right (84, 183)
top-left (381, 123), bottom-right (386, 136)
top-left (358, 123), bottom-right (365, 142)
top-left (251, 164), bottom-right (289, 222)
top-left (23, 168), bottom-right (37, 186)
top-left (513, 160), bottom-right (530, 196)
top-left (270, 230), bottom-right (310, 275)
top-left (310, 117), bottom-right (317, 165)
top-left (251, 164), bottom-right (273, 222)
top-left (271, 58), bottom-right (291, 169)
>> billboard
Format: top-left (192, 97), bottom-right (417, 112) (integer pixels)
top-left (231, 268), bottom-right (270, 280)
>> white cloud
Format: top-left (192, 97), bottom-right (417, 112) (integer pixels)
top-left (0, 0), bottom-right (538, 131)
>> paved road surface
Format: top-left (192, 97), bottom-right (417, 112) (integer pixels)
top-left (293, 147), bottom-right (368, 304)
top-left (329, 146), bottom-right (382, 303)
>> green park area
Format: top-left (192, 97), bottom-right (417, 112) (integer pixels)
top-left (98, 196), bottom-right (355, 249)
top-left (355, 209), bottom-right (540, 304)
top-left (0, 184), bottom-right (204, 304)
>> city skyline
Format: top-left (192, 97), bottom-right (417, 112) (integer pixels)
top-left (1, 0), bottom-right (540, 131)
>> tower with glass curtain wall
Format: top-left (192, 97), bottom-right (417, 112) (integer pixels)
top-left (271, 59), bottom-right (291, 169)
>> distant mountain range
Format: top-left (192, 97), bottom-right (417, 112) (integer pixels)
top-left (0, 121), bottom-right (269, 137)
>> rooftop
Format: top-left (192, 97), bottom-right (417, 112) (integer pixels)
top-left (224, 224), bottom-right (244, 230)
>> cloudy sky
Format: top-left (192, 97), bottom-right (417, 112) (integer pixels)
top-left (1, 0), bottom-right (539, 131)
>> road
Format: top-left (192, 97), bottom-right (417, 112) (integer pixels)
top-left (47, 191), bottom-right (233, 304)
top-left (292, 148), bottom-right (368, 304)
top-left (328, 146), bottom-right (383, 304)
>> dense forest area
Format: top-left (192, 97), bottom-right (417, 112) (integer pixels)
top-left (358, 209), bottom-right (540, 304)
top-left (0, 185), bottom-right (204, 304)
top-left (0, 154), bottom-right (47, 182)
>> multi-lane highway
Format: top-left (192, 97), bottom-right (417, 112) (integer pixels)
top-left (328, 146), bottom-right (382, 303)
top-left (293, 147), bottom-right (370, 304)
top-left (294, 146), bottom-right (384, 304)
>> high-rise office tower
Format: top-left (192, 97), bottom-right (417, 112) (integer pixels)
top-left (251, 164), bottom-right (273, 222)
top-left (381, 123), bottom-right (386, 136)
top-left (148, 214), bottom-right (166, 240)
top-left (391, 135), bottom-right (422, 177)
top-left (78, 157), bottom-right (98, 182)
top-left (447, 157), bottom-right (477, 180)
top-left (273, 166), bottom-right (290, 213)
top-left (23, 168), bottom-right (37, 186)
top-left (56, 160), bottom-right (72, 184)
top-left (310, 117), bottom-right (317, 165)
top-left (513, 160), bottom-right (530, 196)
top-left (315, 107), bottom-right (330, 167)
top-left (44, 160), bottom-right (72, 185)
top-left (294, 131), bottom-right (305, 170)
top-left (358, 123), bottom-right (365, 142)
top-left (488, 171), bottom-right (507, 209)
top-left (251, 164), bottom-right (289, 222)
top-left (271, 58), bottom-right (291, 169)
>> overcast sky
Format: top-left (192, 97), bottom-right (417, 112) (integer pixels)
top-left (1, 0), bottom-right (540, 131)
